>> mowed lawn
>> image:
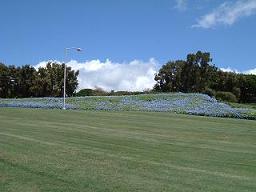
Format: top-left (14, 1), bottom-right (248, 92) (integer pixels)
top-left (0, 108), bottom-right (256, 192)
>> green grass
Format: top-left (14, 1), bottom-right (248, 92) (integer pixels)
top-left (228, 102), bottom-right (256, 110)
top-left (0, 108), bottom-right (256, 192)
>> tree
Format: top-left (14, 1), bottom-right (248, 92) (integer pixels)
top-left (239, 74), bottom-right (256, 103)
top-left (31, 62), bottom-right (79, 97)
top-left (154, 60), bottom-right (185, 92)
top-left (154, 51), bottom-right (256, 103)
top-left (30, 67), bottom-right (51, 97)
top-left (154, 51), bottom-right (216, 93)
top-left (16, 65), bottom-right (36, 97)
top-left (0, 62), bottom-right (79, 98)
top-left (0, 63), bottom-right (10, 98)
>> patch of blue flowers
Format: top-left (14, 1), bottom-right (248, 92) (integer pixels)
top-left (0, 97), bottom-right (76, 109)
top-left (0, 93), bottom-right (255, 119)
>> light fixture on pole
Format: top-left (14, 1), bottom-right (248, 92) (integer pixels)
top-left (63, 47), bottom-right (82, 110)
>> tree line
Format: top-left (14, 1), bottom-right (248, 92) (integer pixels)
top-left (154, 51), bottom-right (256, 103)
top-left (1, 51), bottom-right (256, 103)
top-left (0, 62), bottom-right (79, 98)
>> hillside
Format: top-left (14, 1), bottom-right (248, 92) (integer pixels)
top-left (0, 93), bottom-right (255, 119)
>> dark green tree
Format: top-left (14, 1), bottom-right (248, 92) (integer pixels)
top-left (32, 62), bottom-right (79, 97)
top-left (0, 62), bottom-right (79, 98)
top-left (155, 51), bottom-right (217, 93)
top-left (0, 63), bottom-right (10, 98)
top-left (154, 60), bottom-right (185, 92)
top-left (16, 65), bottom-right (36, 97)
top-left (239, 74), bottom-right (256, 103)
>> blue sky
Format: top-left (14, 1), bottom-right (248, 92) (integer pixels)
top-left (0, 0), bottom-right (256, 90)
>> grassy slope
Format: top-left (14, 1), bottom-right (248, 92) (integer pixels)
top-left (228, 102), bottom-right (256, 110)
top-left (1, 94), bottom-right (256, 119)
top-left (0, 108), bottom-right (256, 192)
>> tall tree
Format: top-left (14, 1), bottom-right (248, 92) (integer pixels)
top-left (16, 65), bottom-right (36, 97)
top-left (154, 60), bottom-right (185, 92)
top-left (0, 63), bottom-right (10, 98)
top-left (0, 62), bottom-right (79, 98)
top-left (155, 51), bottom-right (216, 93)
top-left (32, 62), bottom-right (79, 97)
top-left (239, 74), bottom-right (256, 103)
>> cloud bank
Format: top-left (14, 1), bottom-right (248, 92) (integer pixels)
top-left (35, 59), bottom-right (255, 92)
top-left (221, 67), bottom-right (256, 74)
top-left (36, 59), bottom-right (158, 91)
top-left (244, 68), bottom-right (256, 74)
top-left (193, 0), bottom-right (256, 28)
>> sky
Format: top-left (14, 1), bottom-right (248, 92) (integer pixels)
top-left (1, 0), bottom-right (256, 91)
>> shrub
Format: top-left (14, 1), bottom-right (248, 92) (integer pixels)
top-left (232, 87), bottom-right (241, 100)
top-left (203, 88), bottom-right (216, 97)
top-left (75, 88), bottom-right (108, 96)
top-left (216, 91), bottom-right (238, 103)
top-left (76, 89), bottom-right (94, 96)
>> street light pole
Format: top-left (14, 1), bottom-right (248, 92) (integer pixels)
top-left (63, 47), bottom-right (82, 110)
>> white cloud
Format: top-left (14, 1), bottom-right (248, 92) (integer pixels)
top-left (220, 67), bottom-right (256, 74)
top-left (193, 0), bottom-right (256, 28)
top-left (35, 59), bottom-right (158, 91)
top-left (174, 0), bottom-right (188, 11)
top-left (220, 67), bottom-right (240, 73)
top-left (35, 61), bottom-right (49, 69)
top-left (34, 60), bottom-right (255, 92)
top-left (244, 68), bottom-right (256, 74)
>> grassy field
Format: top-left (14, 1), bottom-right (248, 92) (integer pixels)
top-left (0, 108), bottom-right (256, 192)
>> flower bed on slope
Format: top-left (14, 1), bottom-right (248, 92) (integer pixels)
top-left (0, 97), bottom-right (76, 109)
top-left (0, 93), bottom-right (255, 119)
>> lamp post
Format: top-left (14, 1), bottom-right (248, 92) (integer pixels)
top-left (63, 47), bottom-right (82, 110)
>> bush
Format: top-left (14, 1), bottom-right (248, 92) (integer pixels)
top-left (203, 88), bottom-right (216, 97)
top-left (75, 88), bottom-right (108, 96)
top-left (75, 89), bottom-right (94, 96)
top-left (232, 87), bottom-right (241, 100)
top-left (216, 91), bottom-right (238, 103)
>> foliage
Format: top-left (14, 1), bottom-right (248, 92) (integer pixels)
top-left (0, 62), bottom-right (79, 98)
top-left (76, 89), bottom-right (95, 96)
top-left (239, 74), bottom-right (256, 103)
top-left (154, 51), bottom-right (256, 104)
top-left (154, 51), bottom-right (217, 93)
top-left (75, 88), bottom-right (146, 97)
top-left (202, 88), bottom-right (216, 97)
top-left (215, 91), bottom-right (238, 103)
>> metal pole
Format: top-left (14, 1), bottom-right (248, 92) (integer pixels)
top-left (63, 47), bottom-right (82, 110)
top-left (63, 49), bottom-right (67, 110)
